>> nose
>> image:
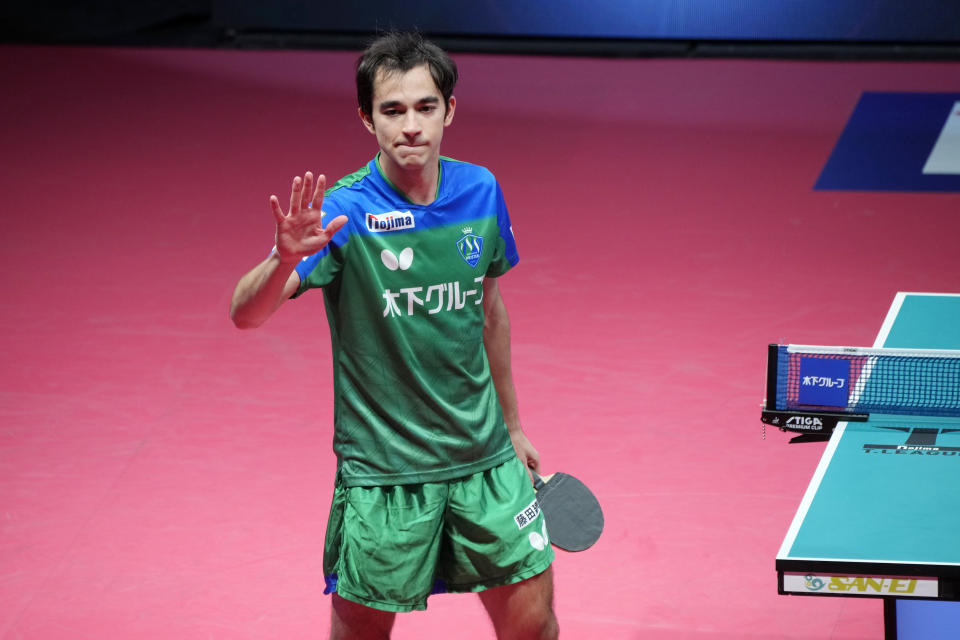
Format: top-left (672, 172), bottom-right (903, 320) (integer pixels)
top-left (401, 110), bottom-right (421, 137)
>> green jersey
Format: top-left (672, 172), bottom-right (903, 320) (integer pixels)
top-left (293, 156), bottom-right (520, 486)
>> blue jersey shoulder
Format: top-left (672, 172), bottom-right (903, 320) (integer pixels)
top-left (439, 156), bottom-right (497, 192)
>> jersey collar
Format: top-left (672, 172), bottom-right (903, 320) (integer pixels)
top-left (374, 153), bottom-right (443, 205)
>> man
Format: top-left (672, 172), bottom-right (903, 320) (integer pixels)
top-left (230, 32), bottom-right (557, 640)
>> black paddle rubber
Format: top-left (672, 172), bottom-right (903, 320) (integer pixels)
top-left (533, 471), bottom-right (604, 552)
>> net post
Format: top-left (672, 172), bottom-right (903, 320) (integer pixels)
top-left (883, 599), bottom-right (898, 640)
top-left (766, 344), bottom-right (779, 411)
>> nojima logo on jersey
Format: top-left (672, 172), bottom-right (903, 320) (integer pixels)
top-left (366, 211), bottom-right (415, 233)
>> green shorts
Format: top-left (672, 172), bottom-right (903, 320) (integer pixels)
top-left (322, 456), bottom-right (555, 612)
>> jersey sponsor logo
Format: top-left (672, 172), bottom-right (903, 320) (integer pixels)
top-left (366, 210), bottom-right (415, 232)
top-left (380, 247), bottom-right (413, 271)
top-left (514, 498), bottom-right (540, 530)
top-left (528, 521), bottom-right (549, 551)
top-left (456, 227), bottom-right (484, 268)
top-left (382, 276), bottom-right (484, 317)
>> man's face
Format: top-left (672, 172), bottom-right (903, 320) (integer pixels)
top-left (360, 64), bottom-right (455, 176)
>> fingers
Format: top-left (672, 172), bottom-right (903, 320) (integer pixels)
top-left (301, 172), bottom-right (314, 211)
top-left (270, 195), bottom-right (285, 225)
top-left (276, 172), bottom-right (322, 225)
top-left (288, 176), bottom-right (303, 216)
top-left (524, 459), bottom-right (538, 485)
top-left (527, 455), bottom-right (540, 473)
top-left (527, 457), bottom-right (541, 485)
top-left (523, 441), bottom-right (541, 473)
top-left (311, 174), bottom-right (326, 212)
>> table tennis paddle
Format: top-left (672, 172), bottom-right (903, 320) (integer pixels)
top-left (532, 471), bottom-right (604, 552)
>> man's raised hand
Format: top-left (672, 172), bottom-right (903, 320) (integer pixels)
top-left (270, 172), bottom-right (348, 264)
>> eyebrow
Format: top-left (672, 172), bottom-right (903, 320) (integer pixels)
top-left (378, 96), bottom-right (441, 110)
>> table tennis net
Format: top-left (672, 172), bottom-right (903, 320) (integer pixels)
top-left (773, 345), bottom-right (960, 417)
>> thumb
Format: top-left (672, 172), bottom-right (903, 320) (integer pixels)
top-left (324, 215), bottom-right (348, 237)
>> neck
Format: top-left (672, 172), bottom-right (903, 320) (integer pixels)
top-left (378, 154), bottom-right (439, 206)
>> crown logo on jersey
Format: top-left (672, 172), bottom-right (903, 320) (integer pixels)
top-left (456, 229), bottom-right (483, 269)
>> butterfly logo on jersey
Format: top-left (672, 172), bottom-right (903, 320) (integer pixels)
top-left (381, 247), bottom-right (414, 271)
top-left (456, 227), bottom-right (483, 268)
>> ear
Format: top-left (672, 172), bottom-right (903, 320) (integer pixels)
top-left (359, 107), bottom-right (376, 134)
top-left (444, 96), bottom-right (456, 127)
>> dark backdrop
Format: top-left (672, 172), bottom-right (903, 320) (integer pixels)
top-left (4, 1), bottom-right (960, 58)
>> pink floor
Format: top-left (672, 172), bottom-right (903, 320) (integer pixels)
top-left (1, 44), bottom-right (958, 638)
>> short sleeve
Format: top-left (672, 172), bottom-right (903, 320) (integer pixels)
top-left (485, 181), bottom-right (519, 278)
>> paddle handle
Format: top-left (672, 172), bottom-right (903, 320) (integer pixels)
top-left (530, 470), bottom-right (555, 491)
top-left (532, 470), bottom-right (544, 491)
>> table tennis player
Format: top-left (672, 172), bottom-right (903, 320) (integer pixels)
top-left (229, 31), bottom-right (557, 640)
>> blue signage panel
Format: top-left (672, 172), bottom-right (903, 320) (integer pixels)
top-left (816, 93), bottom-right (960, 193)
top-left (797, 357), bottom-right (850, 408)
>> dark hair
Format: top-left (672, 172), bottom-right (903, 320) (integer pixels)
top-left (356, 31), bottom-right (458, 117)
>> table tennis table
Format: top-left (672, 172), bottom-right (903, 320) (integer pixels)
top-left (774, 292), bottom-right (960, 639)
